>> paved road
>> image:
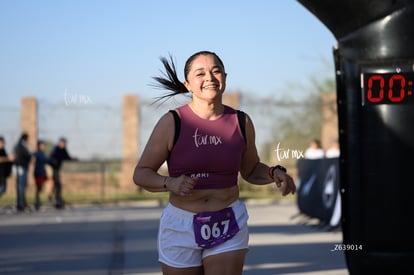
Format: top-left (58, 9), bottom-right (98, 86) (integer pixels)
top-left (0, 200), bottom-right (348, 275)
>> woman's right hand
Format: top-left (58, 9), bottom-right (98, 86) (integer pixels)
top-left (166, 175), bottom-right (198, 196)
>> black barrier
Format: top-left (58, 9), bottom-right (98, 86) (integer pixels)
top-left (298, 1), bottom-right (414, 274)
top-left (296, 158), bottom-right (341, 228)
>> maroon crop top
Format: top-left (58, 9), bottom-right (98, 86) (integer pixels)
top-left (167, 104), bottom-right (246, 189)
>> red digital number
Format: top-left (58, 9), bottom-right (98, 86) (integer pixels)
top-left (367, 75), bottom-right (384, 103)
top-left (388, 74), bottom-right (405, 102)
top-left (367, 74), bottom-right (406, 103)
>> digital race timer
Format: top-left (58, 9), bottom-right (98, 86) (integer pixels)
top-left (360, 63), bottom-right (414, 105)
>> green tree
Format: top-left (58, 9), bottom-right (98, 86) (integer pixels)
top-left (266, 73), bottom-right (335, 167)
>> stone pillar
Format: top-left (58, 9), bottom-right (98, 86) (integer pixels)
top-left (20, 97), bottom-right (38, 150)
top-left (20, 96), bottom-right (38, 188)
top-left (223, 92), bottom-right (240, 109)
top-left (121, 94), bottom-right (139, 189)
top-left (321, 91), bottom-right (338, 149)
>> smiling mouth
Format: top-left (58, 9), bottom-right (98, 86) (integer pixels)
top-left (203, 85), bottom-right (217, 89)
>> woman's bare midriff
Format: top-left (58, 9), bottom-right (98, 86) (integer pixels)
top-left (169, 185), bottom-right (240, 213)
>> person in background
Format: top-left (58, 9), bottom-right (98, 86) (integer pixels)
top-left (325, 139), bottom-right (340, 158)
top-left (133, 51), bottom-right (296, 275)
top-left (33, 140), bottom-right (51, 210)
top-left (13, 132), bottom-right (32, 211)
top-left (0, 136), bottom-right (14, 199)
top-left (304, 138), bottom-right (325, 159)
top-left (49, 137), bottom-right (75, 209)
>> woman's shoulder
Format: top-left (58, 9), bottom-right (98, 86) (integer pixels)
top-left (223, 105), bottom-right (250, 117)
top-left (223, 104), bottom-right (237, 113)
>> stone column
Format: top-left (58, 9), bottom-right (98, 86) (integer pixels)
top-left (121, 94), bottom-right (139, 189)
top-left (223, 92), bottom-right (240, 109)
top-left (20, 96), bottom-right (38, 188)
top-left (20, 96), bottom-right (38, 150)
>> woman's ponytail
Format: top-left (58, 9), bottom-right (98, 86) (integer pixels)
top-left (150, 54), bottom-right (190, 104)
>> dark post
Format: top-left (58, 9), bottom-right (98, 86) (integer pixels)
top-left (298, 1), bottom-right (414, 273)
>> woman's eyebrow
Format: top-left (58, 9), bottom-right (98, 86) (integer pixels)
top-left (193, 67), bottom-right (205, 72)
top-left (193, 65), bottom-right (221, 72)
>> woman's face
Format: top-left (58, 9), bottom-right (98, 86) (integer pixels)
top-left (39, 143), bottom-right (45, 151)
top-left (184, 54), bottom-right (227, 102)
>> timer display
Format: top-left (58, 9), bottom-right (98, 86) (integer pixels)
top-left (361, 64), bottom-right (414, 105)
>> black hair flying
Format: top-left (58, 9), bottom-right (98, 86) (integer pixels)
top-left (150, 54), bottom-right (190, 104)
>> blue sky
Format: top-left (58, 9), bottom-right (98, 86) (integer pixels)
top-left (0, 0), bottom-right (337, 107)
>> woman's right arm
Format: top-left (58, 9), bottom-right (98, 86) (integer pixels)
top-left (133, 112), bottom-right (175, 192)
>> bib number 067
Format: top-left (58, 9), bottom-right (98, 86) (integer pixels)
top-left (200, 219), bottom-right (230, 240)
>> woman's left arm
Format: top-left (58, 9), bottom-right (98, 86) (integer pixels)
top-left (239, 114), bottom-right (296, 196)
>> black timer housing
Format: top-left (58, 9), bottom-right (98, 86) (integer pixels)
top-left (298, 1), bottom-right (414, 274)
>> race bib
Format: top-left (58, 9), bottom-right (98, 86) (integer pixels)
top-left (193, 207), bottom-right (240, 249)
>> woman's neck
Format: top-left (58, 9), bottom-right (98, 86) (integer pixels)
top-left (188, 100), bottom-right (224, 120)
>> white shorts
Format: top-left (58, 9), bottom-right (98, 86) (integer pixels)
top-left (158, 200), bottom-right (249, 268)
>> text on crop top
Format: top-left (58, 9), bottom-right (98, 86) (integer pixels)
top-left (167, 104), bottom-right (246, 189)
